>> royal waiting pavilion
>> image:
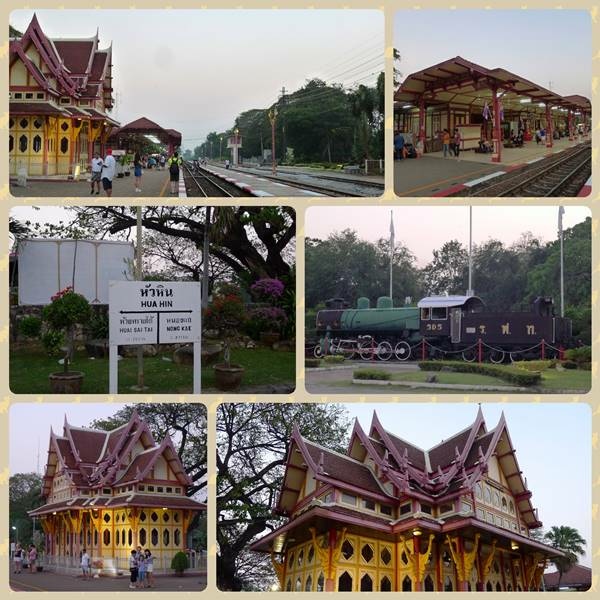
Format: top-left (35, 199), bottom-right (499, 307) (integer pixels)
top-left (9, 14), bottom-right (119, 177)
top-left (29, 411), bottom-right (205, 574)
top-left (251, 409), bottom-right (565, 592)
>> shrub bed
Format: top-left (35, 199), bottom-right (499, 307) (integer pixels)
top-left (353, 368), bottom-right (392, 381)
top-left (515, 360), bottom-right (556, 372)
top-left (417, 360), bottom-right (541, 387)
top-left (564, 346), bottom-right (592, 366)
top-left (323, 355), bottom-right (345, 365)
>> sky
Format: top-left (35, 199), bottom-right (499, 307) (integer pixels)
top-left (394, 9), bottom-right (591, 98)
top-left (11, 9), bottom-right (383, 150)
top-left (306, 205), bottom-right (590, 267)
top-left (10, 403), bottom-right (129, 474)
top-left (344, 403), bottom-right (592, 566)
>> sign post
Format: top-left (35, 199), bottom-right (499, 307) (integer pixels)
top-left (109, 281), bottom-right (202, 394)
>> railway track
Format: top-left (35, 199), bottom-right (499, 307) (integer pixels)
top-left (452, 143), bottom-right (591, 197)
top-left (182, 162), bottom-right (253, 197)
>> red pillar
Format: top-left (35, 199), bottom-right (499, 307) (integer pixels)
top-left (492, 86), bottom-right (502, 163)
top-left (325, 528), bottom-right (336, 591)
top-left (413, 534), bottom-right (423, 591)
top-left (418, 95), bottom-right (426, 157)
top-left (568, 110), bottom-right (574, 141)
top-left (545, 103), bottom-right (553, 148)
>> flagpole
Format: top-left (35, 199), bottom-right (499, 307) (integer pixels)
top-left (559, 206), bottom-right (565, 317)
top-left (389, 211), bottom-right (394, 302)
top-left (467, 206), bottom-right (473, 296)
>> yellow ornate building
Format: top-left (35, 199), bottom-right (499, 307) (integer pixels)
top-left (9, 14), bottom-right (119, 177)
top-left (251, 409), bottom-right (564, 592)
top-left (29, 411), bottom-right (205, 574)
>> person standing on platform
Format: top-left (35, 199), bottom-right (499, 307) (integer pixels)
top-left (453, 128), bottom-right (461, 158)
top-left (28, 544), bottom-right (37, 573)
top-left (442, 129), bottom-right (451, 158)
top-left (90, 152), bottom-right (103, 195)
top-left (144, 550), bottom-right (154, 588)
top-left (13, 543), bottom-right (23, 574)
top-left (81, 548), bottom-right (91, 580)
top-left (133, 151), bottom-right (143, 193)
top-left (168, 152), bottom-right (182, 195)
top-left (101, 149), bottom-right (116, 198)
top-left (128, 549), bottom-right (138, 589)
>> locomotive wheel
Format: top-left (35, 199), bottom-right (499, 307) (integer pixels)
top-left (358, 340), bottom-right (375, 361)
top-left (509, 351), bottom-right (525, 363)
top-left (489, 349), bottom-right (505, 364)
top-left (313, 345), bottom-right (323, 359)
top-left (339, 341), bottom-right (356, 361)
top-left (377, 341), bottom-right (393, 361)
top-left (461, 349), bottom-right (477, 363)
top-left (394, 341), bottom-right (411, 361)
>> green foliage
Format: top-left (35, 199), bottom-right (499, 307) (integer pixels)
top-left (418, 361), bottom-right (542, 386)
top-left (305, 358), bottom-right (321, 368)
top-left (564, 346), bottom-right (592, 365)
top-left (561, 360), bottom-right (578, 370)
top-left (323, 355), bottom-right (345, 364)
top-left (515, 360), bottom-right (556, 372)
top-left (18, 316), bottom-right (42, 339)
top-left (353, 368), bottom-right (392, 380)
top-left (88, 311), bottom-right (109, 339)
top-left (42, 289), bottom-right (91, 331)
top-left (544, 525), bottom-right (587, 588)
top-left (41, 330), bottom-right (64, 357)
top-left (9, 473), bottom-right (43, 547)
top-left (171, 551), bottom-right (189, 573)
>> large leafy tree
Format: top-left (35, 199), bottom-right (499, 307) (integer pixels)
top-left (544, 525), bottom-right (587, 589)
top-left (420, 239), bottom-right (468, 296)
top-left (9, 473), bottom-right (43, 546)
top-left (217, 403), bottom-right (350, 591)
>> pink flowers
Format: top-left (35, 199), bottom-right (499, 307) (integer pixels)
top-left (250, 278), bottom-right (285, 300)
top-left (50, 286), bottom-right (73, 302)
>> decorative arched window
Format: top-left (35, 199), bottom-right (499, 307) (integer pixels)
top-left (486, 581), bottom-right (493, 591)
top-left (139, 528), bottom-right (147, 546)
top-left (33, 118), bottom-right (43, 129)
top-left (163, 529), bottom-right (170, 546)
top-left (380, 547), bottom-right (392, 565)
top-left (103, 530), bottom-right (110, 546)
top-left (509, 500), bottom-right (515, 514)
top-left (401, 551), bottom-right (409, 565)
top-left (381, 575), bottom-right (392, 591)
top-left (173, 512), bottom-right (180, 522)
top-left (307, 545), bottom-right (314, 564)
top-left (338, 571), bottom-right (353, 592)
top-left (317, 572), bottom-right (325, 592)
top-left (341, 540), bottom-right (354, 560)
top-left (151, 512), bottom-right (158, 522)
top-left (20, 118), bottom-right (28, 129)
top-left (32, 135), bottom-right (42, 153)
top-left (60, 136), bottom-right (68, 154)
top-left (444, 576), bottom-right (453, 591)
top-left (128, 529), bottom-right (133, 546)
top-left (402, 575), bottom-right (412, 591)
top-left (285, 579), bottom-right (291, 591)
top-left (9, 135), bottom-right (14, 152)
top-left (305, 575), bottom-right (312, 591)
top-left (151, 528), bottom-right (159, 546)
top-left (502, 497), bottom-right (508, 512)
top-left (174, 529), bottom-right (181, 546)
top-left (484, 486), bottom-right (492, 503)
top-left (19, 135), bottom-right (28, 152)
top-left (424, 575), bottom-right (434, 591)
top-left (496, 582), bottom-right (502, 591)
top-left (360, 574), bottom-right (373, 591)
top-left (474, 482), bottom-right (482, 499)
top-left (297, 549), bottom-right (303, 567)
top-left (361, 544), bottom-right (374, 563)
top-left (140, 511), bottom-right (147, 522)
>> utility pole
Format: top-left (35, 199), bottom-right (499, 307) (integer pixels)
top-left (133, 206), bottom-right (146, 391)
top-left (201, 206), bottom-right (211, 309)
top-left (467, 206), bottom-right (474, 296)
top-left (268, 108), bottom-right (278, 175)
top-left (389, 211), bottom-right (394, 302)
top-left (559, 206), bottom-right (565, 317)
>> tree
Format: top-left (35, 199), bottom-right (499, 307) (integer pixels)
top-left (9, 473), bottom-right (43, 546)
top-left (544, 525), bottom-right (587, 589)
top-left (89, 404), bottom-right (207, 497)
top-left (37, 206), bottom-right (296, 284)
top-left (216, 403), bottom-right (351, 591)
top-left (421, 240), bottom-right (468, 295)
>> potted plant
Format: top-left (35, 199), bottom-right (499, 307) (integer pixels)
top-left (205, 293), bottom-right (247, 391)
top-left (42, 286), bottom-right (91, 393)
top-left (249, 306), bottom-right (288, 346)
top-left (171, 551), bottom-right (189, 577)
top-left (92, 558), bottom-right (103, 578)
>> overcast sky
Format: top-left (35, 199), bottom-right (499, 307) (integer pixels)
top-left (11, 9), bottom-right (383, 150)
top-left (395, 9), bottom-right (591, 98)
top-left (346, 403), bottom-right (592, 566)
top-left (306, 206), bottom-right (590, 267)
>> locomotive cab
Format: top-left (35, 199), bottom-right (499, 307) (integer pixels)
top-left (418, 295), bottom-right (485, 341)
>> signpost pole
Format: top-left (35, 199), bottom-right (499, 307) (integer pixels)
top-left (193, 341), bottom-right (201, 394)
top-left (135, 207), bottom-right (146, 391)
top-left (109, 343), bottom-right (118, 394)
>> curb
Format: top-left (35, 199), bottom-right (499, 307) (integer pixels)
top-left (577, 176), bottom-right (592, 197)
top-left (178, 169), bottom-right (187, 198)
top-left (203, 167), bottom-right (274, 197)
top-left (351, 379), bottom-right (529, 392)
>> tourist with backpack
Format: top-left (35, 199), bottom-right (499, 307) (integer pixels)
top-left (168, 152), bottom-right (182, 195)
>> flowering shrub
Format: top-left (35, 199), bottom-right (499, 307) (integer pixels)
top-left (250, 278), bottom-right (285, 301)
top-left (42, 287), bottom-right (91, 372)
top-left (248, 306), bottom-right (288, 333)
top-left (204, 293), bottom-right (247, 368)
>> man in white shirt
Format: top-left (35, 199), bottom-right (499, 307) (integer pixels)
top-left (101, 149), bottom-right (116, 197)
top-left (81, 548), bottom-right (91, 580)
top-left (90, 152), bottom-right (103, 195)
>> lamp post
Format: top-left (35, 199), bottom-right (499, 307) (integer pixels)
top-left (268, 108), bottom-right (278, 175)
top-left (219, 136), bottom-right (223, 161)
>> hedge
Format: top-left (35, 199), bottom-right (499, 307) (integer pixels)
top-left (353, 368), bottom-right (392, 381)
top-left (515, 360), bottom-right (556, 372)
top-left (417, 360), bottom-right (541, 387)
top-left (324, 355), bottom-right (345, 365)
top-left (564, 346), bottom-right (592, 365)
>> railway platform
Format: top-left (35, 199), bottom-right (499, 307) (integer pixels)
top-left (395, 137), bottom-right (589, 197)
top-left (10, 167), bottom-right (173, 198)
top-left (200, 164), bottom-right (324, 197)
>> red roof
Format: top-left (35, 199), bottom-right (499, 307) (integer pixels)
top-left (106, 494), bottom-right (205, 510)
top-left (53, 40), bottom-right (95, 74)
top-left (544, 564), bottom-right (591, 590)
top-left (10, 102), bottom-right (69, 116)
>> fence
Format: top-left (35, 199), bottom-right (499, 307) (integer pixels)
top-left (364, 159), bottom-right (384, 175)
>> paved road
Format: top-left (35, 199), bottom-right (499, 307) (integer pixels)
top-left (9, 571), bottom-right (206, 592)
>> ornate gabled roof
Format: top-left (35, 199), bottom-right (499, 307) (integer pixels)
top-left (278, 409), bottom-right (542, 530)
top-left (38, 410), bottom-right (192, 498)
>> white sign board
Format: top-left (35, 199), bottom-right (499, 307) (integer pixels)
top-left (18, 238), bottom-right (134, 305)
top-left (108, 281), bottom-right (201, 394)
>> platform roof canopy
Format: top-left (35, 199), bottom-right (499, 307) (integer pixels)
top-left (395, 56), bottom-right (591, 114)
top-left (109, 116), bottom-right (182, 149)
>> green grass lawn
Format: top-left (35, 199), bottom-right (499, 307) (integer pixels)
top-left (10, 347), bottom-right (295, 394)
top-left (537, 368), bottom-right (591, 391)
top-left (392, 371), bottom-right (513, 386)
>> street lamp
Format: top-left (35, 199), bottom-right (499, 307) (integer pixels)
top-left (219, 136), bottom-right (223, 161)
top-left (268, 108), bottom-right (278, 175)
